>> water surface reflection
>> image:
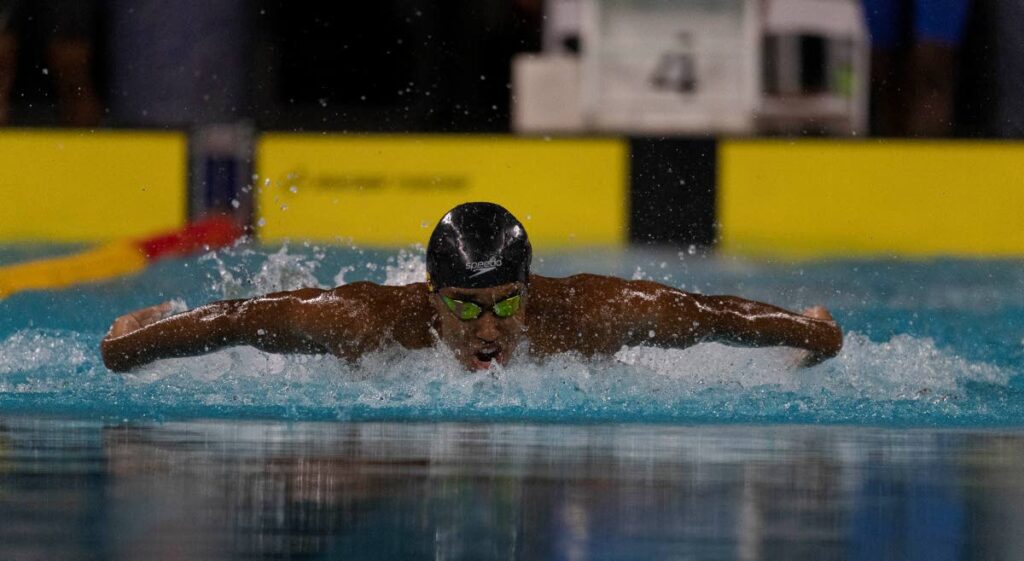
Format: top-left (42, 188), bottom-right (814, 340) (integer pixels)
top-left (0, 419), bottom-right (1022, 560)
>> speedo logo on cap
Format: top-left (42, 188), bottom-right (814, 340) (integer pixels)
top-left (467, 256), bottom-right (502, 278)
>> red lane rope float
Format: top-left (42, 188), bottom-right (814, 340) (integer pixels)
top-left (0, 216), bottom-right (243, 299)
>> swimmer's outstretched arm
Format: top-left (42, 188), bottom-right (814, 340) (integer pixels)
top-left (674, 294), bottom-right (842, 367)
top-left (562, 276), bottom-right (842, 366)
top-left (101, 283), bottom-right (434, 372)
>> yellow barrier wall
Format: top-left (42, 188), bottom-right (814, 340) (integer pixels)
top-left (0, 130), bottom-right (187, 242)
top-left (719, 140), bottom-right (1024, 258)
top-left (256, 135), bottom-right (628, 248)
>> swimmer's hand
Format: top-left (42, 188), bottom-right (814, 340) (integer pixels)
top-left (102, 301), bottom-right (189, 372)
top-left (792, 306), bottom-right (842, 368)
top-left (104, 301), bottom-right (180, 340)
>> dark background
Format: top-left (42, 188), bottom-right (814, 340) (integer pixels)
top-left (4, 0), bottom-right (1019, 137)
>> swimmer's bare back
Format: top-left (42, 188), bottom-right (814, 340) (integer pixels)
top-left (101, 274), bottom-right (842, 372)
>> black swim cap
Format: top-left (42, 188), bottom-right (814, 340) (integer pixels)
top-left (426, 202), bottom-right (532, 290)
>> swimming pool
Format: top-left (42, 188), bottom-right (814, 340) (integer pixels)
top-left (1, 244), bottom-right (1021, 426)
top-left (2, 418), bottom-right (1023, 559)
top-left (2, 244), bottom-right (1023, 558)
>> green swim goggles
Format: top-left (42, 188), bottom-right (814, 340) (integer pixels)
top-left (441, 294), bottom-right (522, 321)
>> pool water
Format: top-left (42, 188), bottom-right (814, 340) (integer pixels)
top-left (2, 418), bottom-right (1023, 560)
top-left (2, 244), bottom-right (1023, 558)
top-left (0, 244), bottom-right (1021, 425)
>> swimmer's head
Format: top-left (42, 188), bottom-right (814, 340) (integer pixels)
top-left (426, 202), bottom-right (532, 291)
top-left (427, 202), bottom-right (531, 371)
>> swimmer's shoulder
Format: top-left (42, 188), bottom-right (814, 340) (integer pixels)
top-left (313, 281), bottom-right (434, 349)
top-left (527, 273), bottom-right (616, 322)
top-left (528, 272), bottom-right (690, 324)
top-left (322, 281), bottom-right (430, 302)
top-left (529, 273), bottom-right (628, 300)
top-left (259, 282), bottom-right (429, 308)
top-left (527, 274), bottom-right (630, 354)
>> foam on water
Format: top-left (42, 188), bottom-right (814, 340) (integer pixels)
top-left (200, 244), bottom-right (328, 297)
top-left (0, 325), bottom-right (1015, 425)
top-left (1, 245), bottom-right (1021, 425)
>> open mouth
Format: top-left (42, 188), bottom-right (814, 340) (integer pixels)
top-left (472, 347), bottom-right (503, 369)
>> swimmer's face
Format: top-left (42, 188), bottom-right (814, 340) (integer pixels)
top-left (431, 282), bottom-right (527, 371)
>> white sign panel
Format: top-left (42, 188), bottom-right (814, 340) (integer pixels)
top-left (581, 0), bottom-right (760, 134)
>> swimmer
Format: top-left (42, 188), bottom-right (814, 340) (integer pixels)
top-left (101, 202), bottom-right (842, 372)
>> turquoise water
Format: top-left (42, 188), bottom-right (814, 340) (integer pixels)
top-left (2, 244), bottom-right (1024, 559)
top-left (1, 244), bottom-right (1021, 426)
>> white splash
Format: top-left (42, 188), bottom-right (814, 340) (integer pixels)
top-left (615, 332), bottom-right (1009, 401)
top-left (200, 248), bottom-right (251, 299)
top-left (384, 246), bottom-right (427, 286)
top-left (0, 330), bottom-right (90, 376)
top-left (333, 266), bottom-right (356, 286)
top-left (250, 245), bottom-right (325, 293)
top-left (111, 332), bottom-right (1012, 415)
top-left (0, 325), bottom-right (1014, 422)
